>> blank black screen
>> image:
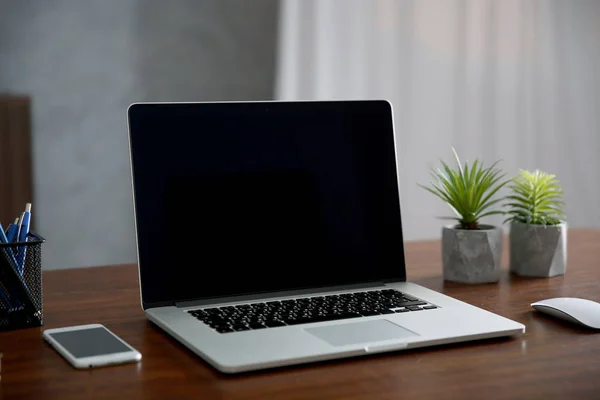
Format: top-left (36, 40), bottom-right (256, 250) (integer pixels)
top-left (49, 327), bottom-right (131, 358)
top-left (128, 101), bottom-right (406, 308)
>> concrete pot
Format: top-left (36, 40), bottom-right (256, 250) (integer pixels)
top-left (442, 224), bottom-right (503, 284)
top-left (509, 221), bottom-right (567, 277)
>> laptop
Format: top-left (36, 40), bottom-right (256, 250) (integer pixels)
top-left (127, 100), bottom-right (525, 374)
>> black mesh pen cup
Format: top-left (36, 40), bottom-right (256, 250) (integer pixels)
top-left (0, 232), bottom-right (45, 331)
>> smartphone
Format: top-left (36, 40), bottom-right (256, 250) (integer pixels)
top-left (43, 324), bottom-right (142, 369)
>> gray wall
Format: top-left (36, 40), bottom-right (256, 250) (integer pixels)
top-left (0, 0), bottom-right (279, 269)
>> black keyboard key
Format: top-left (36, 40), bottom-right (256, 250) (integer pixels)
top-left (406, 306), bottom-right (423, 311)
top-left (207, 313), bottom-right (227, 319)
top-left (361, 311), bottom-right (381, 316)
top-left (379, 309), bottom-right (395, 314)
top-left (423, 305), bottom-right (438, 310)
top-left (231, 324), bottom-right (250, 331)
top-left (249, 322), bottom-right (266, 329)
top-left (394, 308), bottom-right (410, 313)
top-left (285, 312), bottom-right (362, 325)
top-left (213, 326), bottom-right (231, 332)
top-left (208, 319), bottom-right (228, 326)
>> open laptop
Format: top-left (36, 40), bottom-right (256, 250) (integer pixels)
top-left (127, 100), bottom-right (524, 374)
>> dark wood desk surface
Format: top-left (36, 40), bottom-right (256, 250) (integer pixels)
top-left (2, 229), bottom-right (600, 400)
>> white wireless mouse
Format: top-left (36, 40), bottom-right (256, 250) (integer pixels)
top-left (531, 297), bottom-right (600, 329)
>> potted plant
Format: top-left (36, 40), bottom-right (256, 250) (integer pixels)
top-left (419, 149), bottom-right (509, 284)
top-left (505, 170), bottom-right (567, 277)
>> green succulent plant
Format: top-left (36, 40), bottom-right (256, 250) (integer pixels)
top-left (504, 169), bottom-right (565, 225)
top-left (419, 148), bottom-right (508, 230)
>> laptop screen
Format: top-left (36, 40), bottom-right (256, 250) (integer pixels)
top-left (128, 101), bottom-right (406, 308)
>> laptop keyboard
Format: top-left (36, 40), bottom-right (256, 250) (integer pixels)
top-left (188, 289), bottom-right (438, 334)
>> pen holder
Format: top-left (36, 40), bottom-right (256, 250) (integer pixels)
top-left (0, 232), bottom-right (45, 331)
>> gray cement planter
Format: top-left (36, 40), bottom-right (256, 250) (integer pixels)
top-left (442, 225), bottom-right (503, 284)
top-left (509, 221), bottom-right (567, 277)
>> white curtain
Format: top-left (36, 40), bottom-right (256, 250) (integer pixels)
top-left (276, 0), bottom-right (600, 240)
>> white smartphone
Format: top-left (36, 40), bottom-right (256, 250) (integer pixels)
top-left (43, 323), bottom-right (142, 369)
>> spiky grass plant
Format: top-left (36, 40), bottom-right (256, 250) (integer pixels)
top-left (505, 170), bottom-right (565, 225)
top-left (419, 149), bottom-right (508, 230)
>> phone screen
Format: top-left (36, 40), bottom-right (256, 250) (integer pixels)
top-left (48, 327), bottom-right (132, 358)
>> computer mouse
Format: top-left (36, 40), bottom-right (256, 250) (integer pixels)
top-left (531, 297), bottom-right (600, 329)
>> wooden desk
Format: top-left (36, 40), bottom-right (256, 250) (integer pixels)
top-left (2, 229), bottom-right (600, 400)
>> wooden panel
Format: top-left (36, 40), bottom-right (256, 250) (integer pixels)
top-left (0, 94), bottom-right (33, 228)
top-left (0, 229), bottom-right (599, 399)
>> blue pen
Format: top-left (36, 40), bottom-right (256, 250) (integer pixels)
top-left (0, 222), bottom-right (19, 268)
top-left (15, 203), bottom-right (32, 274)
top-left (0, 223), bottom-right (21, 310)
top-left (6, 218), bottom-right (19, 243)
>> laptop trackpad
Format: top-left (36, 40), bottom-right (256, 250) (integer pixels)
top-left (304, 319), bottom-right (419, 347)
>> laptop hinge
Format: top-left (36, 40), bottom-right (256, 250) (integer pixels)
top-left (174, 282), bottom-right (386, 308)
